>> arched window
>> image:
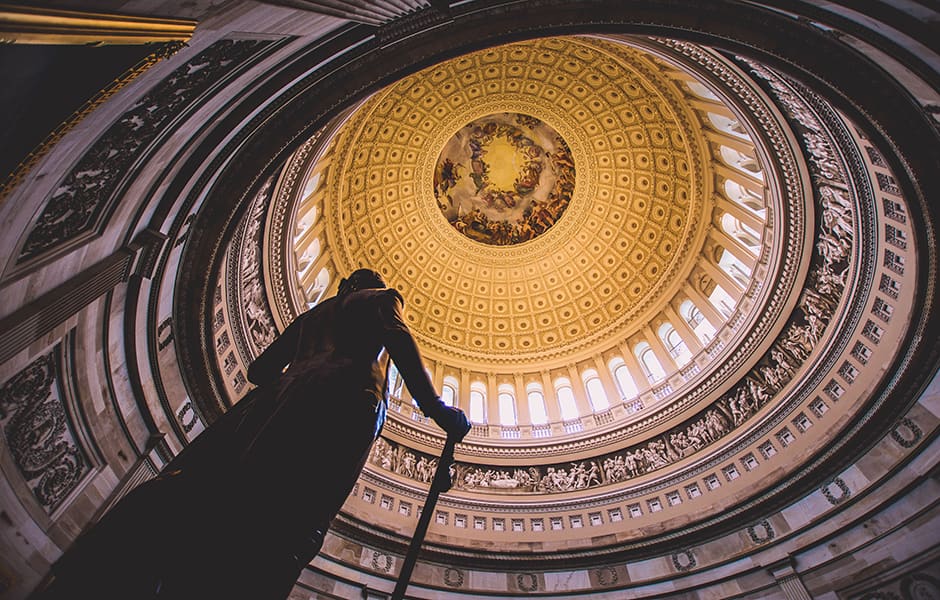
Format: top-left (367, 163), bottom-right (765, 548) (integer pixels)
top-left (554, 377), bottom-right (580, 421)
top-left (718, 248), bottom-right (752, 286)
top-left (724, 179), bottom-right (765, 215)
top-left (609, 357), bottom-right (639, 400)
top-left (294, 204), bottom-right (319, 240)
top-left (721, 213), bottom-right (761, 250)
top-left (301, 171), bottom-right (322, 199)
top-left (497, 384), bottom-right (517, 426)
top-left (307, 267), bottom-right (330, 307)
top-left (635, 342), bottom-right (666, 382)
top-left (582, 369), bottom-right (610, 412)
top-left (720, 146), bottom-right (763, 179)
top-left (680, 300), bottom-right (716, 344)
top-left (387, 362), bottom-right (403, 399)
top-left (469, 381), bottom-right (487, 424)
top-left (659, 323), bottom-right (692, 366)
top-left (686, 80), bottom-right (719, 101)
top-left (526, 383), bottom-right (549, 425)
top-left (707, 112), bottom-right (748, 138)
top-left (441, 376), bottom-right (458, 407)
top-left (297, 237), bottom-right (321, 274)
top-left (707, 283), bottom-right (736, 318)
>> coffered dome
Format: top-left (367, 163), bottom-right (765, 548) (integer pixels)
top-left (315, 37), bottom-right (712, 366)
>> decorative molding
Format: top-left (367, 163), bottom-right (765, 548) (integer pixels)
top-left (0, 347), bottom-right (90, 513)
top-left (0, 5), bottom-right (195, 45)
top-left (442, 567), bottom-right (465, 588)
top-left (821, 477), bottom-right (851, 505)
top-left (889, 417), bottom-right (921, 449)
top-left (516, 572), bottom-right (539, 592)
top-left (746, 519), bottom-right (775, 544)
top-left (672, 549), bottom-right (696, 572)
top-left (230, 176), bottom-right (279, 361)
top-left (15, 38), bottom-right (277, 265)
top-left (0, 42), bottom-right (187, 206)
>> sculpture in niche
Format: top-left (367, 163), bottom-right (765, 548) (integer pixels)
top-left (19, 39), bottom-right (275, 262)
top-left (0, 349), bottom-right (89, 513)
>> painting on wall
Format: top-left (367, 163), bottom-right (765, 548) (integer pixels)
top-left (434, 113), bottom-right (575, 246)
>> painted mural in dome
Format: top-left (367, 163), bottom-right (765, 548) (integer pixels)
top-left (433, 113), bottom-right (575, 245)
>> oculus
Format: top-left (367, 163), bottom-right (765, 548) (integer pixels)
top-left (433, 113), bottom-right (575, 245)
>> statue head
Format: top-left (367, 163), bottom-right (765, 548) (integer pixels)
top-left (338, 268), bottom-right (386, 296)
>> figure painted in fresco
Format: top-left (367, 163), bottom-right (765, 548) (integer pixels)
top-left (434, 112), bottom-right (575, 246)
top-left (35, 268), bottom-right (470, 600)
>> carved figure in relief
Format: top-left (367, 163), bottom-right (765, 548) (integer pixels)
top-left (770, 347), bottom-right (794, 377)
top-left (803, 131), bottom-right (843, 182)
top-left (415, 456), bottom-right (431, 483)
top-left (746, 377), bottom-right (770, 407)
top-left (728, 395), bottom-right (746, 425)
top-left (781, 327), bottom-right (811, 362)
top-left (400, 452), bottom-right (416, 478)
top-left (40, 269), bottom-right (470, 600)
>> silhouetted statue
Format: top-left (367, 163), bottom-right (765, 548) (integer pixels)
top-left (35, 268), bottom-right (470, 599)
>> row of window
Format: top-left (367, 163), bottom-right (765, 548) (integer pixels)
top-left (390, 297), bottom-right (720, 426)
top-left (355, 396), bottom-right (836, 531)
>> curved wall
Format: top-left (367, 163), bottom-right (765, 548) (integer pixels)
top-left (0, 2), bottom-right (938, 599)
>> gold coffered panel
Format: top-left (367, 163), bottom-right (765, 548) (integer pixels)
top-left (325, 37), bottom-right (707, 367)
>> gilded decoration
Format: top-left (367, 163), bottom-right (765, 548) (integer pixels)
top-left (324, 37), bottom-right (706, 364)
top-left (434, 113), bottom-right (574, 245)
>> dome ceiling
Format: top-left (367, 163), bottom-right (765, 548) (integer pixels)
top-left (322, 37), bottom-right (708, 367)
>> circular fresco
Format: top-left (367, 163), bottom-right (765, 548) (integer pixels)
top-left (433, 113), bottom-right (575, 245)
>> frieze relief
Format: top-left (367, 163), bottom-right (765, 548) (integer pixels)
top-left (233, 177), bottom-right (278, 357)
top-left (0, 349), bottom-right (90, 512)
top-left (18, 39), bottom-right (277, 263)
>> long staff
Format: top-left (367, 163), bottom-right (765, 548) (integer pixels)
top-left (390, 434), bottom-right (459, 600)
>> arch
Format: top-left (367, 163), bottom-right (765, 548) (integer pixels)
top-left (388, 362), bottom-right (403, 399)
top-left (554, 377), bottom-right (579, 421)
top-left (307, 267), bottom-right (330, 307)
top-left (680, 299), bottom-right (717, 344)
top-left (659, 323), bottom-right (692, 366)
top-left (720, 213), bottom-right (761, 250)
top-left (720, 145), bottom-right (763, 178)
top-left (686, 80), bottom-right (719, 101)
top-left (707, 112), bottom-right (748, 138)
top-left (526, 382), bottom-right (549, 426)
top-left (717, 248), bottom-right (752, 286)
top-left (441, 376), bottom-right (459, 407)
top-left (295, 202), bottom-right (319, 240)
top-left (582, 369), bottom-right (610, 412)
top-left (707, 283), bottom-right (736, 318)
top-left (723, 179), bottom-right (765, 214)
top-left (297, 237), bottom-right (321, 274)
top-left (635, 342), bottom-right (666, 383)
top-left (609, 357), bottom-right (639, 400)
top-left (497, 383), bottom-right (517, 426)
top-left (469, 381), bottom-right (487, 424)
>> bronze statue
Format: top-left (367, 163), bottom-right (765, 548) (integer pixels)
top-left (35, 268), bottom-right (470, 599)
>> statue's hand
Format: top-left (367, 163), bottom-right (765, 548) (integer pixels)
top-left (429, 405), bottom-right (471, 442)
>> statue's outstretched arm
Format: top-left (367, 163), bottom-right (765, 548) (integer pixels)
top-left (246, 317), bottom-right (301, 386)
top-left (377, 289), bottom-right (470, 439)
